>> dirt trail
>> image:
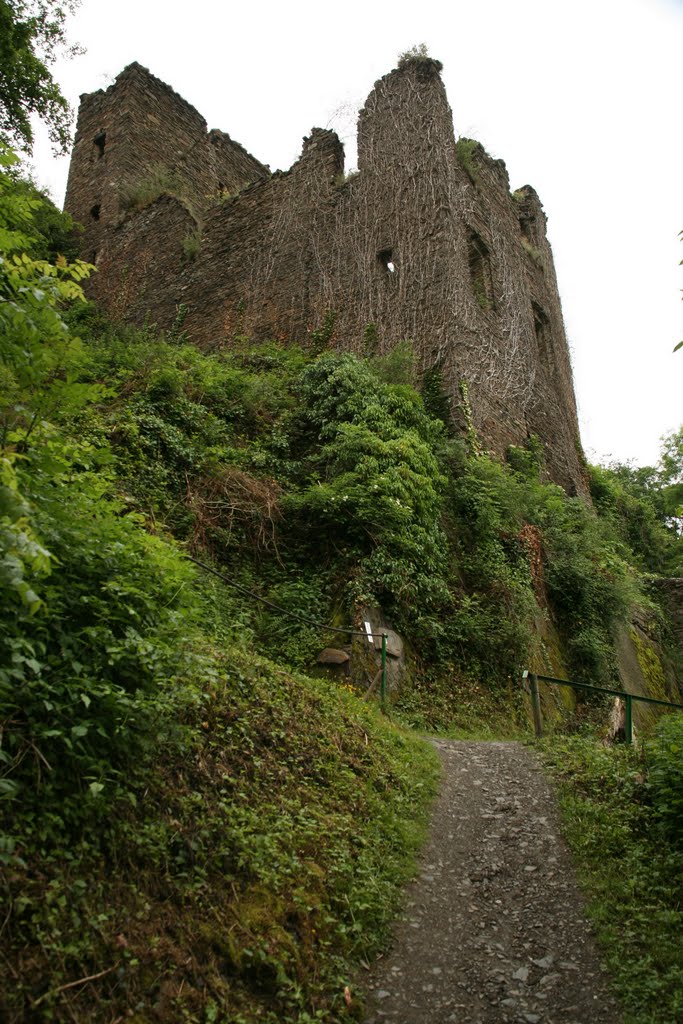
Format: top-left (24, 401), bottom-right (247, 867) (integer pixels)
top-left (363, 740), bottom-right (621, 1024)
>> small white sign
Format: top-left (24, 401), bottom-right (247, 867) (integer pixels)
top-left (364, 620), bottom-right (374, 644)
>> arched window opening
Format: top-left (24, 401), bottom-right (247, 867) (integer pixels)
top-left (90, 204), bottom-right (101, 221)
top-left (93, 132), bottom-right (106, 158)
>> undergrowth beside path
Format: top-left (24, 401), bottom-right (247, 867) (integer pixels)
top-left (3, 647), bottom-right (438, 1022)
top-left (540, 728), bottom-right (683, 1024)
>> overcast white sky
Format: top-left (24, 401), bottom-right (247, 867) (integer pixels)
top-left (28, 0), bottom-right (683, 469)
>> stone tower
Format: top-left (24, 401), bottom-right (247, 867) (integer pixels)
top-left (64, 56), bottom-right (586, 495)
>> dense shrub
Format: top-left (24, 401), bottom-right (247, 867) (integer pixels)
top-left (649, 711), bottom-right (683, 846)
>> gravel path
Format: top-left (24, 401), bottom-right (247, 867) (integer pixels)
top-left (364, 740), bottom-right (621, 1024)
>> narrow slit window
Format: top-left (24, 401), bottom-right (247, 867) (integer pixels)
top-left (90, 204), bottom-right (101, 221)
top-left (93, 132), bottom-right (106, 158)
top-left (532, 301), bottom-right (551, 369)
top-left (467, 229), bottom-right (495, 310)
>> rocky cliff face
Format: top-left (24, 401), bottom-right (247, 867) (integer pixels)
top-left (64, 57), bottom-right (586, 495)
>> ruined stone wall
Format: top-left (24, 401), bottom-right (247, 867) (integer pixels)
top-left (64, 63), bottom-right (267, 270)
top-left (64, 58), bottom-right (587, 495)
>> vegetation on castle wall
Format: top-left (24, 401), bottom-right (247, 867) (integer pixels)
top-left (396, 43), bottom-right (443, 73)
top-left (63, 292), bottom-right (679, 710)
top-left (118, 164), bottom-right (191, 217)
top-left (455, 137), bottom-right (481, 185)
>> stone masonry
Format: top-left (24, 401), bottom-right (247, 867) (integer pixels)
top-left (64, 56), bottom-right (587, 495)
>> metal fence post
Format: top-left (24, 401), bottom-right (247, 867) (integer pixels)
top-left (380, 633), bottom-right (387, 710)
top-left (529, 673), bottom-right (543, 738)
top-left (625, 695), bottom-right (633, 745)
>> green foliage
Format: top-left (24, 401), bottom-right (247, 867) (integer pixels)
top-left (3, 164), bottom-right (79, 259)
top-left (308, 308), bottom-right (337, 354)
top-left (649, 712), bottom-right (683, 845)
top-left (119, 164), bottom-right (186, 214)
top-left (396, 43), bottom-right (442, 72)
top-left (588, 438), bottom-right (683, 576)
top-left (541, 736), bottom-right (683, 1023)
top-left (443, 450), bottom-right (537, 681)
top-left (3, 646), bottom-right (438, 1021)
top-left (421, 360), bottom-right (452, 430)
top-left (457, 378), bottom-right (481, 455)
top-left (181, 226), bottom-right (202, 261)
top-left (0, 452), bottom-right (50, 613)
top-left (0, 0), bottom-right (80, 153)
top-left (659, 425), bottom-right (683, 522)
top-left (288, 352), bottom-right (449, 626)
top-left (1, 433), bottom-right (203, 815)
top-left (362, 321), bottom-right (379, 357)
top-left (49, 302), bottom-right (653, 694)
top-left (455, 138), bottom-right (481, 185)
top-left (506, 434), bottom-right (544, 479)
top-left (0, 146), bottom-right (95, 448)
top-left (370, 338), bottom-right (416, 386)
top-left (540, 496), bottom-right (639, 681)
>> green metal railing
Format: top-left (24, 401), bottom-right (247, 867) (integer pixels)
top-left (522, 670), bottom-right (683, 743)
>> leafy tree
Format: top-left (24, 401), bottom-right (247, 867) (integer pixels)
top-left (659, 425), bottom-right (683, 526)
top-left (0, 0), bottom-right (81, 153)
top-left (0, 146), bottom-right (92, 448)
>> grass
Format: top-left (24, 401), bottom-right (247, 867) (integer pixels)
top-left (391, 670), bottom-right (527, 739)
top-left (118, 165), bottom-right (195, 217)
top-left (455, 138), bottom-right (481, 185)
top-left (2, 646), bottom-right (439, 1023)
top-left (181, 227), bottom-right (202, 261)
top-left (539, 734), bottom-right (683, 1023)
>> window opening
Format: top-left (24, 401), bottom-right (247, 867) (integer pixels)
top-left (90, 204), bottom-right (101, 221)
top-left (93, 132), bottom-right (106, 158)
top-left (532, 301), bottom-right (551, 370)
top-left (377, 248), bottom-right (396, 274)
top-left (467, 229), bottom-right (494, 310)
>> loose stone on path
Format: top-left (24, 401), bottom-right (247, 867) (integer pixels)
top-left (363, 740), bottom-right (620, 1024)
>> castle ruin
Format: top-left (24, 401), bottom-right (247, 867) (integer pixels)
top-left (64, 56), bottom-right (586, 495)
